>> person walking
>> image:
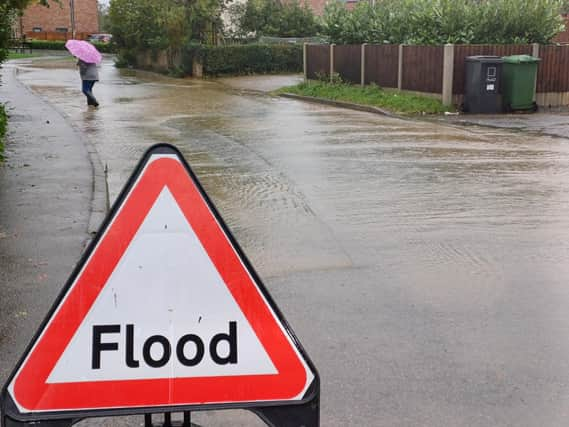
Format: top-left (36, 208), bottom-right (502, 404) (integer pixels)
top-left (77, 59), bottom-right (99, 107)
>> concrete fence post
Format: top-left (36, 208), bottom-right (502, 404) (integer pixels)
top-left (532, 43), bottom-right (540, 58)
top-left (330, 44), bottom-right (335, 83)
top-left (303, 43), bottom-right (308, 81)
top-left (361, 43), bottom-right (367, 87)
top-left (397, 44), bottom-right (404, 90)
top-left (532, 43), bottom-right (540, 102)
top-left (442, 43), bottom-right (455, 106)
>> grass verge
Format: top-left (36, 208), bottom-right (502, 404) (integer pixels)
top-left (0, 103), bottom-right (6, 162)
top-left (7, 52), bottom-right (38, 60)
top-left (277, 80), bottom-right (453, 115)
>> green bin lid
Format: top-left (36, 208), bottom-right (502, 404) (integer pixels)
top-left (502, 54), bottom-right (540, 63)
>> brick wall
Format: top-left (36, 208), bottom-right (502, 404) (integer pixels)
top-left (554, 15), bottom-right (569, 44)
top-left (19, 0), bottom-right (99, 37)
top-left (298, 0), bottom-right (327, 16)
top-left (293, 0), bottom-right (360, 16)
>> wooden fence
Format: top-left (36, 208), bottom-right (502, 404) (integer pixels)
top-left (402, 45), bottom-right (443, 94)
top-left (306, 44), bottom-right (330, 80)
top-left (304, 43), bottom-right (569, 107)
top-left (25, 31), bottom-right (91, 41)
top-left (364, 44), bottom-right (398, 88)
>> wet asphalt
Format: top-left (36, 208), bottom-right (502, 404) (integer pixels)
top-left (3, 56), bottom-right (569, 426)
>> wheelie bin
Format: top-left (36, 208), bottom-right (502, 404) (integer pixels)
top-left (463, 56), bottom-right (504, 114)
top-left (501, 55), bottom-right (540, 112)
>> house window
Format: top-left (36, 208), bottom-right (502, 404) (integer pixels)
top-left (56, 27), bottom-right (68, 33)
top-left (32, 27), bottom-right (42, 32)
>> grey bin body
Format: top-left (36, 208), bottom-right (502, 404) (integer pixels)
top-left (463, 56), bottom-right (504, 114)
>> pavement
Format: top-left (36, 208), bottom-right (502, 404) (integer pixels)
top-left (0, 61), bottom-right (106, 401)
top-left (435, 110), bottom-right (569, 140)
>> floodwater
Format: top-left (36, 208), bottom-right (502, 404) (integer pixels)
top-left (11, 57), bottom-right (569, 426)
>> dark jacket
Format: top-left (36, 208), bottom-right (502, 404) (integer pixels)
top-left (77, 60), bottom-right (99, 81)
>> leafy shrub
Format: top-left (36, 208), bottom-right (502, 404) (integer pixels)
top-left (27, 40), bottom-right (66, 50)
top-left (323, 0), bottom-right (566, 45)
top-left (91, 41), bottom-right (116, 54)
top-left (228, 0), bottom-right (321, 39)
top-left (183, 43), bottom-right (302, 76)
top-left (0, 4), bottom-right (16, 63)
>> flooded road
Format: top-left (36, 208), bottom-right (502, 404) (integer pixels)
top-left (9, 57), bottom-right (569, 426)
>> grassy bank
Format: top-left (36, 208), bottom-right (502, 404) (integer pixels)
top-left (278, 81), bottom-right (452, 115)
top-left (0, 103), bottom-right (6, 161)
top-left (7, 52), bottom-right (38, 60)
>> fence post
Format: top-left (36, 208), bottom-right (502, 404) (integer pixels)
top-left (397, 44), bottom-right (404, 90)
top-left (303, 43), bottom-right (308, 82)
top-left (442, 43), bottom-right (455, 106)
top-left (532, 43), bottom-right (540, 103)
top-left (532, 43), bottom-right (540, 58)
top-left (361, 43), bottom-right (367, 87)
top-left (330, 44), bottom-right (335, 83)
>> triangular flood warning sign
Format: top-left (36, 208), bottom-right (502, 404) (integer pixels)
top-left (4, 144), bottom-right (317, 416)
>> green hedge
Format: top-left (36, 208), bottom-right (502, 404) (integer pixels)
top-left (27, 40), bottom-right (66, 50)
top-left (0, 103), bottom-right (6, 161)
top-left (324, 0), bottom-right (565, 44)
top-left (183, 43), bottom-right (302, 76)
top-left (27, 40), bottom-right (116, 53)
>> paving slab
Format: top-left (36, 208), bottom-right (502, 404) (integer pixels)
top-left (436, 111), bottom-right (569, 139)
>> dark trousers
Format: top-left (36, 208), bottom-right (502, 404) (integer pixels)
top-left (82, 80), bottom-right (98, 106)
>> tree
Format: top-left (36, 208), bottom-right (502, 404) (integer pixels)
top-left (98, 2), bottom-right (110, 33)
top-left (229, 0), bottom-right (321, 39)
top-left (0, 0), bottom-right (51, 63)
top-left (108, 0), bottom-right (226, 66)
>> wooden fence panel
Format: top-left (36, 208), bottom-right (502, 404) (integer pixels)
top-left (453, 44), bottom-right (532, 94)
top-left (402, 45), bottom-right (443, 93)
top-left (364, 44), bottom-right (399, 88)
top-left (334, 44), bottom-right (361, 84)
top-left (306, 44), bottom-right (330, 80)
top-left (537, 45), bottom-right (569, 92)
top-left (25, 31), bottom-right (91, 41)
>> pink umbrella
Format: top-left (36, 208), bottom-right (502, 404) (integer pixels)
top-left (65, 39), bottom-right (102, 64)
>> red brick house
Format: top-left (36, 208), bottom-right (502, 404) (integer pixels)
top-left (14, 0), bottom-right (99, 40)
top-left (296, 0), bottom-right (359, 16)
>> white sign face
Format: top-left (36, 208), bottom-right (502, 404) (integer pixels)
top-left (49, 187), bottom-right (277, 383)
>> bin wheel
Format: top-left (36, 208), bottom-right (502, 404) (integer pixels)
top-left (504, 103), bottom-right (513, 113)
top-left (460, 102), bottom-right (468, 113)
top-left (531, 101), bottom-right (538, 112)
